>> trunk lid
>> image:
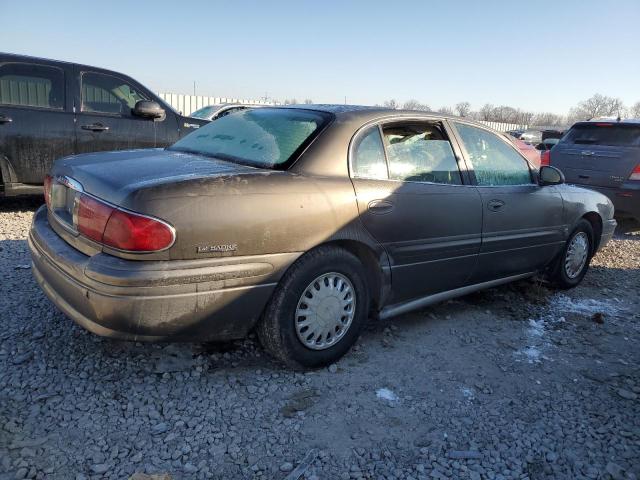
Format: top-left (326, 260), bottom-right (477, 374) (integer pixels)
top-left (551, 122), bottom-right (640, 188)
top-left (52, 148), bottom-right (256, 206)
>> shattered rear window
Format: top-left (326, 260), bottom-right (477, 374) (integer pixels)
top-left (169, 108), bottom-right (332, 169)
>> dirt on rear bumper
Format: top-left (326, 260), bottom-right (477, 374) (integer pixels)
top-left (28, 206), bottom-right (292, 341)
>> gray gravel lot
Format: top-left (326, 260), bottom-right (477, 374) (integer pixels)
top-left (1, 197), bottom-right (639, 480)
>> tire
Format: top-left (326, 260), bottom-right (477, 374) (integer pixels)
top-left (257, 246), bottom-right (370, 369)
top-left (548, 219), bottom-right (594, 289)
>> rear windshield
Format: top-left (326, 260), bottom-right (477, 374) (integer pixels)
top-left (561, 124), bottom-right (640, 147)
top-left (169, 108), bottom-right (332, 168)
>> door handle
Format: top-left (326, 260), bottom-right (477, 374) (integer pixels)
top-left (367, 199), bottom-right (394, 215)
top-left (487, 199), bottom-right (505, 212)
top-left (578, 175), bottom-right (590, 179)
top-left (81, 123), bottom-right (109, 132)
top-left (0, 115), bottom-right (12, 124)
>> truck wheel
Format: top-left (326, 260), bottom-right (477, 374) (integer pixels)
top-left (549, 219), bottom-right (594, 289)
top-left (257, 246), bottom-right (370, 369)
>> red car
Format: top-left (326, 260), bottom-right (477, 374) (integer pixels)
top-left (504, 134), bottom-right (541, 167)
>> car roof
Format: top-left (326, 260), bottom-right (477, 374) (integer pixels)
top-left (273, 104), bottom-right (489, 127)
top-left (574, 119), bottom-right (640, 126)
top-left (2, 51), bottom-right (103, 71)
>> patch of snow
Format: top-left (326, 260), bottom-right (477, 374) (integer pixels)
top-left (519, 346), bottom-right (542, 363)
top-left (528, 319), bottom-right (545, 337)
top-left (460, 387), bottom-right (475, 400)
top-left (552, 294), bottom-right (624, 317)
top-left (376, 388), bottom-right (399, 403)
top-left (514, 294), bottom-right (626, 365)
top-left (515, 318), bottom-right (550, 363)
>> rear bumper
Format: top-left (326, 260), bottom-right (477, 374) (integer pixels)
top-left (28, 206), bottom-right (296, 341)
top-left (587, 184), bottom-right (640, 222)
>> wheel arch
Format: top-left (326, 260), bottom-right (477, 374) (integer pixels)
top-left (581, 211), bottom-right (603, 254)
top-left (311, 239), bottom-right (389, 315)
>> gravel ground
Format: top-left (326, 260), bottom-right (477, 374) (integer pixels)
top-left (1, 197), bottom-right (639, 480)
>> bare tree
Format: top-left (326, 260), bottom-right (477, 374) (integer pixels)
top-left (492, 105), bottom-right (517, 123)
top-left (437, 106), bottom-right (454, 115)
top-left (383, 99), bottom-right (399, 109)
top-left (569, 93), bottom-right (625, 121)
top-left (531, 112), bottom-right (565, 127)
top-left (479, 103), bottom-right (495, 121)
top-left (476, 104), bottom-right (533, 125)
top-left (455, 101), bottom-right (471, 117)
top-left (516, 110), bottom-right (534, 125)
top-left (304, 99), bottom-right (313, 104)
top-left (629, 101), bottom-right (640, 118)
top-left (402, 99), bottom-right (431, 111)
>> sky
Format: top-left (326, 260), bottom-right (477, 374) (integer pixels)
top-left (1, 0), bottom-right (638, 115)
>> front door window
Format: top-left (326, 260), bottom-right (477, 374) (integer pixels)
top-left (81, 72), bottom-right (147, 115)
top-left (454, 122), bottom-right (532, 186)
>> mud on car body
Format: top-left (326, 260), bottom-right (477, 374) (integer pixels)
top-left (29, 105), bottom-right (616, 367)
top-left (0, 52), bottom-right (208, 196)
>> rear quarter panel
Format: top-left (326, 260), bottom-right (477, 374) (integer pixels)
top-left (118, 171), bottom-right (377, 262)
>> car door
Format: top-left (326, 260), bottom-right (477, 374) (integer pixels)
top-left (74, 68), bottom-right (170, 154)
top-left (349, 119), bottom-right (482, 304)
top-left (0, 58), bottom-right (75, 185)
top-left (450, 121), bottom-right (566, 283)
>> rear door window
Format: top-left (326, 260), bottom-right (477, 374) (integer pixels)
top-left (561, 124), bottom-right (640, 147)
top-left (352, 127), bottom-right (388, 179)
top-left (0, 63), bottom-right (64, 109)
top-left (382, 122), bottom-right (462, 184)
top-left (81, 72), bottom-right (148, 115)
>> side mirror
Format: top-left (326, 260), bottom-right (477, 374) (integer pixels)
top-left (133, 100), bottom-right (165, 119)
top-left (539, 165), bottom-right (565, 186)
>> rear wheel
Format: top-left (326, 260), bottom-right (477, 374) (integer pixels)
top-left (257, 246), bottom-right (369, 369)
top-left (549, 219), bottom-right (594, 289)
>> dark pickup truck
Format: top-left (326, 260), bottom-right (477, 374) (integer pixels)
top-left (0, 53), bottom-right (208, 196)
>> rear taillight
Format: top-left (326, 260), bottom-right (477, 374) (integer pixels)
top-left (540, 150), bottom-right (551, 166)
top-left (103, 209), bottom-right (175, 252)
top-left (630, 164), bottom-right (640, 181)
top-left (76, 193), bottom-right (174, 252)
top-left (77, 194), bottom-right (114, 242)
top-left (43, 175), bottom-right (53, 208)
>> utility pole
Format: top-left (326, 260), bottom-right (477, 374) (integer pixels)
top-left (193, 81), bottom-right (196, 96)
top-left (344, 96), bottom-right (347, 105)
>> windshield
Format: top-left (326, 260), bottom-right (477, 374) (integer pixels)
top-left (562, 124), bottom-right (640, 147)
top-left (190, 105), bottom-right (221, 119)
top-left (169, 108), bottom-right (332, 168)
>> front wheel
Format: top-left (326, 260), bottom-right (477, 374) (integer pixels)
top-left (548, 219), bottom-right (594, 289)
top-left (257, 246), bottom-right (370, 368)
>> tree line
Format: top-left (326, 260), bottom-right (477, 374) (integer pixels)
top-left (376, 94), bottom-right (640, 127)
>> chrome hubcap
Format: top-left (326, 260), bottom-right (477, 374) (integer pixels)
top-left (565, 232), bottom-right (589, 279)
top-left (295, 272), bottom-right (356, 350)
